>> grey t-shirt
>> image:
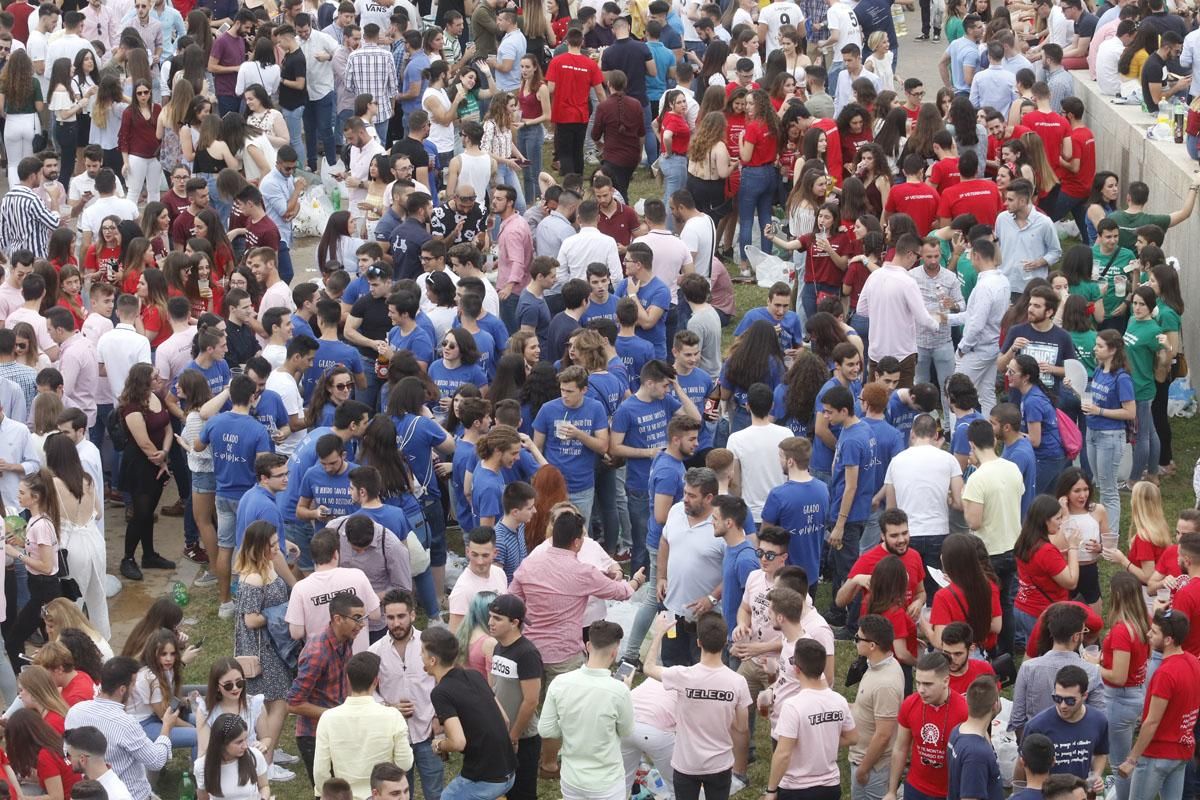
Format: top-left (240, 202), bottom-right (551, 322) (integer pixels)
top-left (688, 306), bottom-right (723, 379)
top-left (1009, 649), bottom-right (1105, 732)
top-left (491, 636), bottom-right (544, 740)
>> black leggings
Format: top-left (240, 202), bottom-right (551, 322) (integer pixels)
top-left (675, 769), bottom-right (732, 800)
top-left (555, 122), bottom-right (588, 178)
top-left (687, 173), bottom-right (729, 223)
top-left (1153, 376), bottom-right (1174, 466)
top-left (6, 574), bottom-right (61, 668)
top-left (122, 446), bottom-right (167, 560)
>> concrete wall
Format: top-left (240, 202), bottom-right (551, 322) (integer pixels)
top-left (1072, 71), bottom-right (1200, 360)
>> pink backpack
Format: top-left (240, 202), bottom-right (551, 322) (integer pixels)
top-left (1056, 408), bottom-right (1083, 461)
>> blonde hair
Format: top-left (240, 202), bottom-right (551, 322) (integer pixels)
top-left (42, 597), bottom-right (103, 642)
top-left (1130, 480), bottom-right (1172, 550)
top-left (18, 665), bottom-right (69, 718)
top-left (866, 31), bottom-right (888, 51)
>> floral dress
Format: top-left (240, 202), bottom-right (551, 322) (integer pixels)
top-left (234, 573), bottom-right (291, 701)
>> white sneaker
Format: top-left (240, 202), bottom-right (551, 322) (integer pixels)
top-left (273, 749), bottom-right (300, 765)
top-left (268, 765), bottom-right (295, 782)
top-left (218, 601), bottom-right (236, 619)
top-left (193, 570), bottom-right (217, 588)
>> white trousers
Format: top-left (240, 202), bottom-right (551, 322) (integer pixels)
top-left (621, 722), bottom-right (676, 799)
top-left (126, 154), bottom-right (162, 206)
top-left (4, 113), bottom-right (39, 187)
top-left (65, 522), bottom-right (111, 640)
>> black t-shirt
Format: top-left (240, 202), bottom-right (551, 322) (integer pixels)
top-left (600, 39), bottom-right (652, 103)
top-left (431, 667), bottom-right (517, 782)
top-left (392, 136), bottom-right (430, 170)
top-left (1001, 322), bottom-right (1077, 394)
top-left (1074, 11), bottom-right (1098, 38)
top-left (1141, 52), bottom-right (1170, 113)
top-left (279, 49), bottom-right (308, 110)
top-left (224, 320), bottom-right (260, 369)
top-left (429, 203), bottom-right (487, 245)
top-left (491, 637), bottom-right (544, 740)
top-left (349, 294), bottom-right (392, 358)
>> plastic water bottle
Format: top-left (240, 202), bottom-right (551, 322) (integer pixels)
top-left (331, 183), bottom-right (342, 212)
top-left (1175, 97), bottom-right (1187, 143)
top-left (171, 580), bottom-right (189, 607)
top-left (180, 772), bottom-right (195, 800)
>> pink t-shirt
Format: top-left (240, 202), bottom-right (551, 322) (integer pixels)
top-left (447, 564), bottom-right (508, 616)
top-left (743, 569), bottom-right (782, 669)
top-left (631, 677), bottom-right (677, 732)
top-left (7, 307), bottom-right (55, 354)
top-left (660, 663), bottom-right (751, 775)
top-left (24, 515), bottom-right (58, 576)
top-left (284, 567), bottom-right (380, 653)
top-left (771, 609), bottom-right (836, 733)
top-left (775, 688), bottom-right (855, 790)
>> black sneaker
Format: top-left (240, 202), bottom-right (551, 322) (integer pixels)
top-left (914, 33), bottom-right (930, 40)
top-left (932, 31), bottom-right (941, 41)
top-left (121, 557), bottom-right (143, 581)
top-left (142, 553), bottom-right (176, 570)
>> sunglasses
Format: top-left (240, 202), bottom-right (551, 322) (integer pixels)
top-left (220, 679), bottom-right (246, 691)
top-left (853, 635), bottom-right (874, 645)
top-left (1051, 694), bottom-right (1079, 707)
top-left (333, 382), bottom-right (353, 390)
top-left (755, 548), bottom-right (782, 561)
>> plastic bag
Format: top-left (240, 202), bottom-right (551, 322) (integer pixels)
top-left (292, 185), bottom-right (333, 240)
top-left (745, 245), bottom-right (796, 289)
top-left (1168, 376), bottom-right (1196, 418)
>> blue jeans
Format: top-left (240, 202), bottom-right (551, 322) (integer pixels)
top-left (829, 521), bottom-right (865, 622)
top-left (358, 369), bottom-right (384, 413)
top-left (375, 119), bottom-right (391, 145)
top-left (495, 162), bottom-right (526, 212)
top-left (1131, 399), bottom-right (1160, 481)
top-left (277, 241), bottom-right (294, 285)
top-left (624, 545), bottom-right (662, 663)
top-left (660, 153), bottom-right (687, 227)
top-left (335, 108), bottom-right (354, 149)
top-left (1035, 456), bottom-right (1068, 494)
top-left (990, 550), bottom-right (1018, 656)
top-left (801, 281), bottom-right (841, 321)
top-left (1108, 683), bottom-right (1146, 800)
top-left (729, 405), bottom-right (751, 435)
top-left (909, 535), bottom-right (948, 602)
top-left (281, 106), bottom-right (306, 166)
top-left (1087, 427), bottom-right (1124, 540)
top-left (286, 520), bottom-right (316, 571)
top-left (737, 165), bottom-right (778, 265)
top-left (516, 124), bottom-right (543, 203)
top-left (217, 94), bottom-right (240, 116)
top-left (141, 715), bottom-right (198, 758)
top-left (643, 102), bottom-right (659, 166)
top-left (216, 495), bottom-right (239, 549)
top-left (202, 172), bottom-right (232, 229)
top-left (593, 462), bottom-right (627, 554)
top-left (89, 403), bottom-right (114, 483)
top-left (420, 494), bottom-right (448, 568)
top-left (1013, 607), bottom-right (1038, 651)
top-left (917, 341), bottom-right (956, 422)
top-left (1130, 756), bottom-right (1188, 800)
top-left (409, 739), bottom-right (445, 800)
top-left (626, 487), bottom-right (650, 576)
top-left (303, 91), bottom-right (337, 170)
top-left (442, 772), bottom-right (513, 800)
top-left (499, 293), bottom-right (519, 335)
top-left (568, 487), bottom-right (595, 531)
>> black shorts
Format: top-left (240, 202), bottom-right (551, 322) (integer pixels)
top-left (1075, 562), bottom-right (1102, 604)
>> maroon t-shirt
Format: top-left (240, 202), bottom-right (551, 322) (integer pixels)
top-left (243, 214), bottom-right (281, 251)
top-left (160, 189), bottom-right (191, 225)
top-left (170, 209), bottom-right (196, 248)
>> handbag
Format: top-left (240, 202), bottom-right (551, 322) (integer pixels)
top-left (844, 654), bottom-right (868, 687)
top-left (234, 655), bottom-right (262, 678)
top-left (57, 548), bottom-right (81, 602)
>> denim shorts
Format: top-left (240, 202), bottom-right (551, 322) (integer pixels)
top-left (191, 470), bottom-right (215, 494)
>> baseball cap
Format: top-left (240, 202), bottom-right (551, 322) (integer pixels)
top-left (489, 594), bottom-right (526, 624)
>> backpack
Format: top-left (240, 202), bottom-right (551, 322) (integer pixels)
top-left (1056, 407), bottom-right (1083, 461)
top-left (106, 407), bottom-right (130, 452)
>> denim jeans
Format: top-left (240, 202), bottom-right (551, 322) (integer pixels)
top-left (623, 545), bottom-right (662, 663)
top-left (495, 162), bottom-right (526, 212)
top-left (737, 165), bottom-right (778, 265)
top-left (516, 124), bottom-right (543, 203)
top-left (1035, 456), bottom-right (1068, 495)
top-left (442, 772), bottom-right (514, 800)
top-left (593, 462), bottom-right (627, 554)
top-left (286, 520), bottom-right (316, 570)
top-left (674, 768), bottom-right (731, 800)
top-left (335, 108), bottom-right (354, 150)
top-left (1108, 683), bottom-right (1146, 800)
top-left (801, 281), bottom-right (841, 322)
top-left (420, 494), bottom-right (448, 568)
top-left (916, 341), bottom-right (956, 422)
top-left (1130, 756), bottom-right (1188, 800)
top-left (1131, 398), bottom-right (1160, 481)
top-left (660, 153), bottom-right (687, 227)
top-left (277, 241), bottom-right (294, 285)
top-left (217, 94), bottom-right (240, 116)
top-left (499, 293), bottom-right (519, 336)
top-left (408, 739), bottom-right (445, 800)
top-left (989, 550), bottom-right (1017, 656)
top-left (643, 102), bottom-right (659, 167)
top-left (568, 487), bottom-right (596, 531)
top-left (168, 434), bottom-right (199, 547)
top-left (1087, 427), bottom-right (1125, 538)
top-left (141, 715), bottom-right (198, 757)
top-left (1013, 607), bottom-right (1037, 651)
top-left (908, 535), bottom-right (947, 602)
top-left (303, 91), bottom-right (337, 170)
top-left (848, 761), bottom-right (889, 800)
top-left (202, 172), bottom-right (232, 229)
top-left (358, 369), bottom-right (384, 413)
top-left (55, 120), bottom-right (78, 189)
top-left (281, 106), bottom-right (306, 166)
top-left (626, 487), bottom-right (650, 576)
top-left (829, 521), bottom-right (865, 622)
top-left (216, 495), bottom-right (239, 549)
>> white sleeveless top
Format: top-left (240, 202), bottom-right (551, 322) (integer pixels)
top-left (1066, 511), bottom-right (1101, 565)
top-left (457, 151), bottom-right (494, 199)
top-left (423, 87), bottom-right (455, 153)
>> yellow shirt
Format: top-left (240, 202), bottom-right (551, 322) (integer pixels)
top-left (961, 457), bottom-right (1026, 556)
top-left (312, 695), bottom-right (413, 799)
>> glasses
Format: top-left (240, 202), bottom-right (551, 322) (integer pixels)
top-left (853, 635), bottom-right (874, 645)
top-left (341, 613), bottom-right (367, 626)
top-left (14, 342), bottom-right (27, 351)
top-left (269, 471), bottom-right (289, 479)
top-left (755, 548), bottom-right (782, 561)
top-left (1051, 694), bottom-right (1079, 707)
top-left (220, 679), bottom-right (246, 691)
top-left (419, 255), bottom-right (435, 261)
top-left (136, 89), bottom-right (151, 95)
top-left (172, 174), bottom-right (188, 181)
top-left (333, 382), bottom-right (353, 390)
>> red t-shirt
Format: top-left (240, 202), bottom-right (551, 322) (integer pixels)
top-left (56, 296), bottom-right (87, 331)
top-left (142, 305), bottom-right (170, 348)
top-left (1102, 620), bottom-right (1150, 689)
top-left (597, 203), bottom-right (640, 247)
top-left (842, 258), bottom-right (870, 311)
top-left (948, 658), bottom-right (997, 695)
top-left (881, 604), bottom-right (918, 661)
top-left (84, 244), bottom-right (122, 283)
top-left (725, 113), bottom-right (747, 154)
top-left (191, 283), bottom-right (226, 320)
top-left (936, 178), bottom-right (1003, 227)
top-left (62, 671), bottom-right (96, 707)
top-left (1025, 601), bottom-right (1104, 659)
top-left (813, 118), bottom-right (844, 187)
top-left (1015, 541), bottom-right (1069, 616)
top-left (242, 215), bottom-right (281, 252)
top-left (546, 52), bottom-right (604, 124)
top-left (850, 544), bottom-right (926, 607)
top-left (1022, 110), bottom-right (1071, 179)
top-left (929, 156), bottom-right (961, 192)
top-left (742, 120), bottom-right (779, 167)
top-left (930, 582), bottom-right (1002, 651)
top-left (1173, 578), bottom-right (1200, 657)
top-left (1129, 535), bottom-right (1167, 569)
top-left (725, 80), bottom-right (760, 98)
top-left (660, 112), bottom-right (691, 155)
top-left (896, 691), bottom-right (970, 798)
top-left (884, 181), bottom-right (941, 235)
top-left (1060, 125), bottom-right (1096, 198)
top-left (170, 209), bottom-right (197, 248)
top-left (43, 711), bottom-right (64, 734)
top-left (35, 748), bottom-right (79, 798)
top-left (840, 129), bottom-right (873, 169)
top-left (798, 228), bottom-right (854, 286)
top-left (122, 267), bottom-right (142, 296)
top-left (160, 189), bottom-right (191, 224)
top-left (1142, 651), bottom-right (1200, 760)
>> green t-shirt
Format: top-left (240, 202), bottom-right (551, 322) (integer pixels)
top-left (1123, 316), bottom-right (1164, 400)
top-left (1068, 281), bottom-right (1102, 302)
top-left (1069, 329), bottom-right (1098, 372)
top-left (4, 81), bottom-right (42, 115)
top-left (1108, 210), bottom-right (1171, 250)
top-left (946, 16), bottom-right (965, 41)
top-left (941, 240), bottom-right (977, 300)
top-left (1155, 300), bottom-right (1182, 333)
top-left (1090, 243), bottom-right (1136, 317)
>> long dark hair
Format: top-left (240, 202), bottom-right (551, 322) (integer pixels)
top-left (121, 596), bottom-right (183, 658)
top-left (5, 708), bottom-right (64, 776)
top-left (43, 433), bottom-right (89, 503)
top-left (1014, 494), bottom-right (1063, 562)
top-left (948, 96), bottom-right (980, 147)
top-left (1060, 244), bottom-right (1093, 287)
top-left (489, 354), bottom-right (526, 405)
top-left (867, 555), bottom-right (908, 615)
top-left (141, 628), bottom-right (183, 702)
top-left (204, 657), bottom-right (248, 716)
top-left (58, 628), bottom-right (103, 681)
top-left (939, 533), bottom-right (995, 649)
top-left (317, 211), bottom-right (353, 272)
top-left (746, 88), bottom-right (782, 150)
top-left (204, 714), bottom-right (257, 797)
top-left (0, 50), bottom-right (34, 111)
top-left (725, 320), bottom-right (784, 391)
top-left (305, 366), bottom-right (352, 431)
top-left (782, 349), bottom-right (828, 427)
top-left (48, 57), bottom-right (75, 101)
top-left (519, 362), bottom-right (559, 422)
top-left (1151, 264), bottom-right (1184, 315)
top-left (358, 414), bottom-right (416, 499)
top-left (804, 312), bottom-right (849, 362)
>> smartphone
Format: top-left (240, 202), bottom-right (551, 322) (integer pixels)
top-left (614, 661), bottom-right (636, 682)
top-left (189, 638), bottom-right (204, 649)
top-left (168, 696), bottom-right (181, 713)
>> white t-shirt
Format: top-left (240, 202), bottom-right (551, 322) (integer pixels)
top-left (97, 769), bottom-right (135, 800)
top-left (265, 371), bottom-right (305, 455)
top-left (825, 3), bottom-right (862, 62)
top-left (1096, 36), bottom-right (1125, 95)
top-left (126, 666), bottom-right (173, 722)
top-left (447, 564), bottom-right (508, 616)
top-left (727, 423), bottom-right (793, 520)
top-left (27, 29), bottom-right (50, 98)
top-left (284, 566), bottom-right (380, 652)
top-left (759, 1), bottom-right (805, 56)
top-left (883, 444), bottom-right (963, 539)
top-left (193, 747), bottom-right (267, 800)
top-left (259, 279), bottom-right (296, 314)
top-left (261, 344), bottom-right (287, 371)
top-left (660, 663), bottom-right (751, 775)
top-left (1048, 5), bottom-right (1074, 47)
top-left (354, 0), bottom-right (393, 32)
top-left (69, 172), bottom-right (126, 205)
top-left (679, 213), bottom-right (717, 280)
top-left (80, 196), bottom-right (139, 236)
top-left (235, 61), bottom-right (282, 97)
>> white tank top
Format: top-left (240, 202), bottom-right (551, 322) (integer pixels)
top-left (457, 151), bottom-right (494, 199)
top-left (1066, 511), bottom-right (1101, 565)
top-left (423, 87), bottom-right (455, 153)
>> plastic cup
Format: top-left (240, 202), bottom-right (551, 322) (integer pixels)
top-left (1102, 532), bottom-right (1119, 550)
top-left (1084, 645), bottom-right (1100, 658)
top-left (1158, 587), bottom-right (1172, 603)
top-left (554, 419), bottom-right (569, 440)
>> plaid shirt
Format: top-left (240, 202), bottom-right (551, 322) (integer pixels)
top-left (802, 0), bottom-right (829, 42)
top-left (346, 42), bottom-right (399, 124)
top-left (287, 626), bottom-right (352, 738)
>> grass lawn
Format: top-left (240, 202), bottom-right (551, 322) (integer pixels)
top-left (156, 169), bottom-right (1200, 800)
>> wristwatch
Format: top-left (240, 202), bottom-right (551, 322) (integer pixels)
top-left (706, 593), bottom-right (718, 606)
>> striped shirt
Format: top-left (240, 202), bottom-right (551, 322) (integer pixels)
top-left (0, 185), bottom-right (60, 259)
top-left (64, 698), bottom-right (171, 800)
top-left (346, 43), bottom-right (398, 125)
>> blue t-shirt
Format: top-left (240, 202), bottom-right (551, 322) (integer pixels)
top-left (580, 295), bottom-right (618, 325)
top-left (532, 397), bottom-right (609, 493)
top-left (1008, 790), bottom-right (1044, 800)
top-left (719, 358), bottom-right (783, 415)
top-left (494, 519), bottom-right (527, 581)
top-left (862, 417), bottom-right (904, 494)
top-left (615, 276), bottom-right (672, 358)
top-left (343, 276), bottom-right (369, 306)
top-left (812, 377), bottom-right (863, 474)
top-left (646, 450), bottom-right (686, 551)
top-left (674, 368), bottom-right (714, 450)
top-left (235, 485), bottom-right (284, 548)
top-left (471, 465), bottom-right (506, 524)
top-left (178, 358), bottom-right (231, 398)
top-left (616, 335), bottom-right (655, 392)
top-left (470, 328), bottom-right (499, 380)
top-left (829, 420), bottom-right (878, 524)
top-left (1020, 387), bottom-right (1064, 459)
top-left (1089, 367), bottom-right (1135, 432)
top-left (401, 52), bottom-right (430, 116)
top-left (290, 314), bottom-right (315, 340)
top-left (304, 339), bottom-right (366, 402)
top-left (762, 478), bottom-right (830, 585)
top-left (722, 540), bottom-right (760, 634)
top-left (318, 403), bottom-right (337, 427)
top-left (587, 371), bottom-right (627, 417)
top-left (388, 325), bottom-right (435, 366)
top-left (200, 411), bottom-right (273, 498)
top-left (277, 426), bottom-right (333, 522)
top-left (1002, 438), bottom-right (1038, 518)
top-left (454, 313), bottom-right (510, 354)
top-left (885, 392), bottom-right (919, 443)
top-left (394, 412), bottom-right (450, 497)
top-left (734, 307), bottom-right (805, 350)
top-left (612, 394), bottom-right (682, 492)
top-left (429, 360), bottom-right (489, 402)
top-left (1023, 706), bottom-right (1109, 781)
top-left (502, 449), bottom-right (539, 483)
top-left (451, 438), bottom-right (479, 533)
top-left (252, 389), bottom-right (290, 433)
top-left (770, 383), bottom-right (811, 438)
top-left (298, 462), bottom-right (359, 519)
top-left (355, 504), bottom-right (412, 540)
top-left (951, 411), bottom-right (984, 458)
top-left (515, 290), bottom-right (551, 350)
top-left (645, 40), bottom-right (675, 100)
top-left (947, 729), bottom-right (1004, 800)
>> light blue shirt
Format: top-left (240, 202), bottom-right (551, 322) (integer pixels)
top-left (259, 167), bottom-right (295, 246)
top-left (495, 28), bottom-right (526, 91)
top-left (969, 66), bottom-right (1017, 115)
top-left (1002, 52), bottom-right (1034, 75)
top-left (949, 268), bottom-right (1009, 356)
top-left (1181, 28), bottom-right (1200, 87)
top-left (948, 36), bottom-right (980, 92)
top-left (122, 3), bottom-right (185, 59)
top-left (993, 208), bottom-right (1063, 293)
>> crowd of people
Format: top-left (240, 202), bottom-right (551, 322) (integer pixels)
top-left (0, 0), bottom-right (1195, 797)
